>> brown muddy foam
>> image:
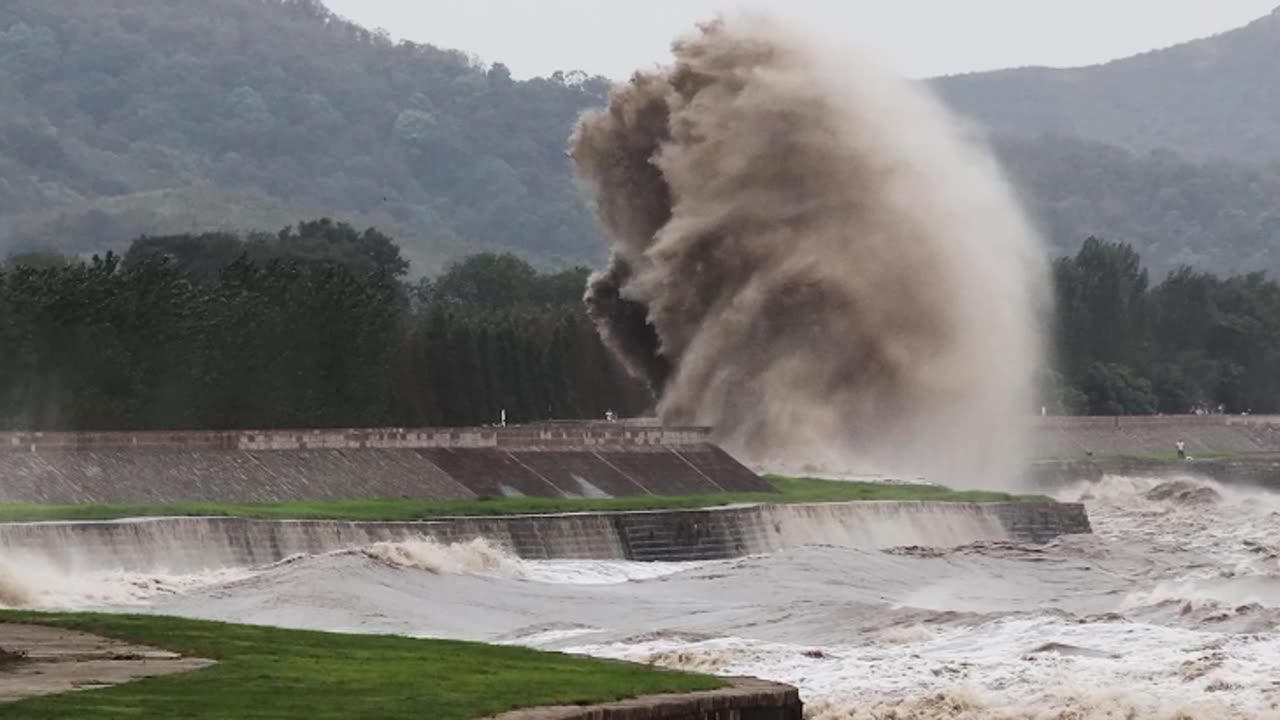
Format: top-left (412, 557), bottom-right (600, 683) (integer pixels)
top-left (571, 14), bottom-right (1046, 487)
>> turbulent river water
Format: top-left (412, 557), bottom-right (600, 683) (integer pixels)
top-left (5, 474), bottom-right (1280, 719)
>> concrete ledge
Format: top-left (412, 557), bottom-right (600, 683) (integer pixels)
top-left (0, 425), bottom-right (714, 453)
top-left (485, 677), bottom-right (802, 720)
top-left (1032, 414), bottom-right (1280, 457)
top-left (0, 501), bottom-right (1092, 574)
top-left (1031, 456), bottom-right (1280, 491)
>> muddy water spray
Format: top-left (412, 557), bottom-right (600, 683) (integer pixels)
top-left (571, 16), bottom-right (1047, 486)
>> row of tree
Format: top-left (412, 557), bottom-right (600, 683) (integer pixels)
top-left (1048, 236), bottom-right (1280, 415)
top-left (2, 224), bottom-right (1274, 429)
top-left (0, 221), bottom-right (648, 431)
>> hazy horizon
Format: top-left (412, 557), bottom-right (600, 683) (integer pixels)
top-left (322, 0), bottom-right (1278, 79)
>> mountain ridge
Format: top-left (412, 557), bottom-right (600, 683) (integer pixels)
top-left (2, 1), bottom-right (1280, 278)
top-left (933, 5), bottom-right (1280, 164)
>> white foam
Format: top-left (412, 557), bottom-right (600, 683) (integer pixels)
top-left (362, 539), bottom-right (520, 577)
top-left (0, 558), bottom-right (34, 607)
top-left (0, 557), bottom-right (252, 610)
top-left (359, 538), bottom-right (704, 585)
top-left (561, 615), bottom-right (1280, 718)
top-left (518, 559), bottom-right (705, 585)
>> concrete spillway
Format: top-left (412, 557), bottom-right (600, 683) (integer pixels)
top-left (0, 501), bottom-right (1090, 574)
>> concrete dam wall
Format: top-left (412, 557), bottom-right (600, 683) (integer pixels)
top-left (1030, 415), bottom-right (1280, 488)
top-left (0, 426), bottom-right (772, 504)
top-left (0, 501), bottom-right (1090, 574)
top-left (1031, 455), bottom-right (1280, 491)
top-left (1032, 415), bottom-right (1280, 458)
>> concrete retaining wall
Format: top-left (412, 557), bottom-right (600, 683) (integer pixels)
top-left (1032, 415), bottom-right (1280, 457)
top-left (0, 501), bottom-right (1091, 573)
top-left (1031, 455), bottom-right (1280, 490)
top-left (0, 426), bottom-right (774, 505)
top-left (486, 677), bottom-right (802, 720)
top-left (0, 425), bottom-right (713, 452)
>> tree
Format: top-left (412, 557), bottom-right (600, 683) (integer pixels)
top-left (1081, 363), bottom-right (1157, 416)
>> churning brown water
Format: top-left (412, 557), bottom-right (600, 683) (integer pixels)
top-left (5, 475), bottom-right (1279, 718)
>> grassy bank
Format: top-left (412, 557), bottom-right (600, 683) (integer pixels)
top-left (0, 476), bottom-right (1050, 524)
top-left (0, 612), bottom-right (722, 720)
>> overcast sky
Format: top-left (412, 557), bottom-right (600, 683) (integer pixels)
top-left (322, 1), bottom-right (1278, 79)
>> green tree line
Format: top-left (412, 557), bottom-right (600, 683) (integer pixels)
top-left (0, 221), bottom-right (648, 431)
top-left (1048, 236), bottom-right (1280, 415)
top-left (3, 225), bottom-right (1275, 429)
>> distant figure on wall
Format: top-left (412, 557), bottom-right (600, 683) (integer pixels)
top-left (1176, 440), bottom-right (1186, 460)
top-left (605, 410), bottom-right (616, 423)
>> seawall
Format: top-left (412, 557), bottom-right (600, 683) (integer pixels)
top-left (486, 677), bottom-right (802, 720)
top-left (0, 501), bottom-right (1091, 573)
top-left (1030, 415), bottom-right (1280, 488)
top-left (1032, 415), bottom-right (1280, 458)
top-left (1031, 455), bottom-right (1280, 491)
top-left (0, 425), bottom-right (773, 504)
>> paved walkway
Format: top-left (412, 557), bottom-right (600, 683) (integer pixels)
top-left (0, 624), bottom-right (212, 703)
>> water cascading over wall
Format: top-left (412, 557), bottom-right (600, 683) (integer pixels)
top-left (0, 502), bottom-right (1090, 575)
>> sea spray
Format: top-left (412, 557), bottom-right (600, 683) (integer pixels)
top-left (362, 538), bottom-right (520, 577)
top-left (0, 559), bottom-right (32, 607)
top-left (571, 15), bottom-right (1048, 487)
top-left (357, 538), bottom-right (702, 584)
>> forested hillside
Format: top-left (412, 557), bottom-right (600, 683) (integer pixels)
top-left (934, 9), bottom-right (1280, 164)
top-left (0, 0), bottom-right (609, 272)
top-left (4, 1), bottom-right (1280, 278)
top-left (993, 136), bottom-right (1280, 278)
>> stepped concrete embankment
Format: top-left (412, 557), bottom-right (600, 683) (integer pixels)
top-left (0, 501), bottom-right (1090, 573)
top-left (1031, 415), bottom-right (1280, 488)
top-left (1031, 455), bottom-right (1280, 491)
top-left (1033, 415), bottom-right (1280, 458)
top-left (0, 426), bottom-right (772, 504)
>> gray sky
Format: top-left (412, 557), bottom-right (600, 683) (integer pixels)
top-left (322, 1), bottom-right (1278, 79)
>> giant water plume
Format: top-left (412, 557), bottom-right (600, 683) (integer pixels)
top-left (570, 16), bottom-right (1048, 486)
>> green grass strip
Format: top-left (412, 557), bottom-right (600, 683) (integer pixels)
top-left (0, 476), bottom-right (1050, 524)
top-left (0, 612), bottom-right (721, 720)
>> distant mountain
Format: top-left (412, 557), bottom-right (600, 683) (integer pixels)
top-left (934, 8), bottom-right (1280, 164)
top-left (992, 135), bottom-right (1280, 277)
top-left (0, 0), bottom-right (610, 272)
top-left (4, 1), bottom-right (1280, 278)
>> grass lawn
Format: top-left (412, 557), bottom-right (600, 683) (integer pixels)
top-left (0, 611), bottom-right (722, 720)
top-left (0, 476), bottom-right (1051, 524)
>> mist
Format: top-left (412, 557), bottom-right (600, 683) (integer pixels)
top-left (570, 15), bottom-right (1048, 487)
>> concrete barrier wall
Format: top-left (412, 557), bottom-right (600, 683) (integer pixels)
top-left (1031, 456), bottom-right (1280, 490)
top-left (0, 426), bottom-right (776, 505)
top-left (0, 445), bottom-right (775, 505)
top-left (486, 677), bottom-right (802, 720)
top-left (1032, 415), bottom-right (1280, 457)
top-left (0, 425), bottom-right (714, 453)
top-left (0, 501), bottom-right (1091, 573)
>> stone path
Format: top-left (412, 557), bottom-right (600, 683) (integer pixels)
top-left (0, 624), bottom-right (212, 703)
